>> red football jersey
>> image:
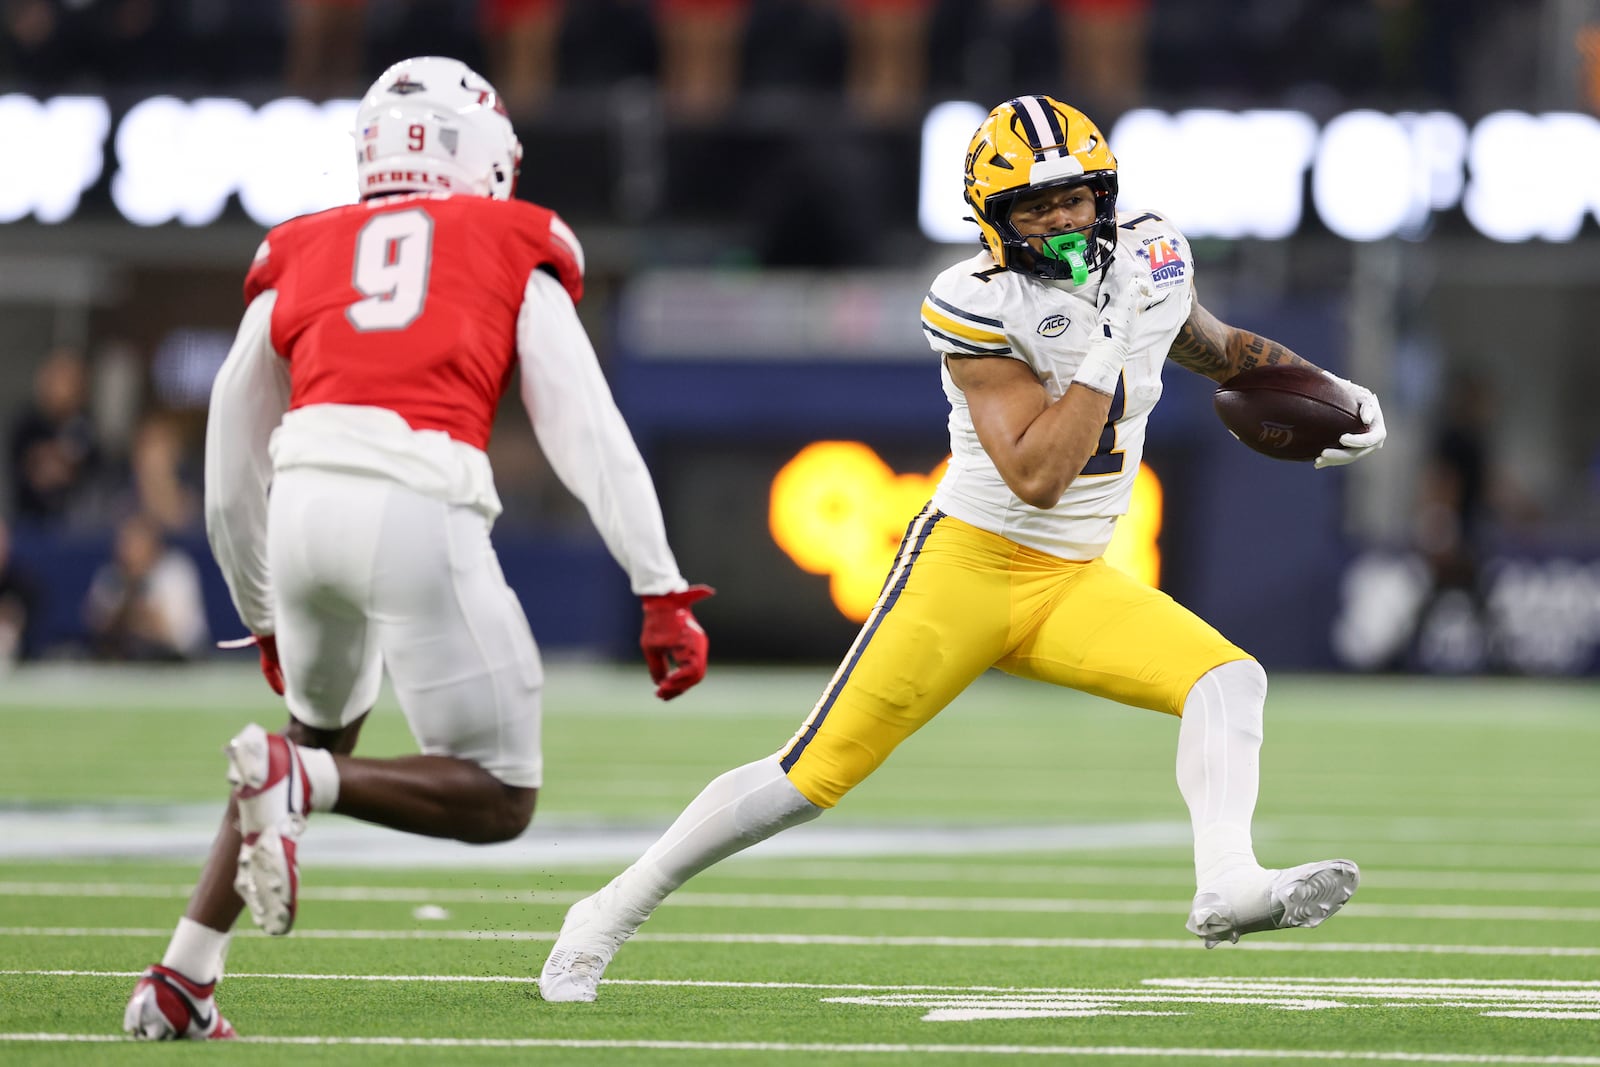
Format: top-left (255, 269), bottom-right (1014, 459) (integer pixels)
top-left (244, 193), bottom-right (584, 451)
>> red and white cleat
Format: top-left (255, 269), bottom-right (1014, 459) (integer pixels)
top-left (227, 723), bottom-right (310, 936)
top-left (123, 964), bottom-right (236, 1040)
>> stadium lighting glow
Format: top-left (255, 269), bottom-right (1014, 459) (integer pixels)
top-left (769, 442), bottom-right (951, 622)
top-left (1102, 462), bottom-right (1162, 589)
top-left (112, 96), bottom-right (358, 228)
top-left (919, 103), bottom-right (1600, 245)
top-left (1406, 111), bottom-right (1469, 224)
top-left (769, 442), bottom-right (1161, 623)
top-left (1115, 109), bottom-right (1318, 240)
top-left (918, 100), bottom-right (988, 244)
top-left (1314, 111), bottom-right (1415, 241)
top-left (1464, 111), bottom-right (1600, 242)
top-left (0, 94), bottom-right (108, 224)
top-left (0, 94), bottom-right (1596, 240)
top-left (238, 98), bottom-right (360, 227)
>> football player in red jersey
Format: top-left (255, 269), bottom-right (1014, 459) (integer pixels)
top-left (123, 56), bottom-right (713, 1040)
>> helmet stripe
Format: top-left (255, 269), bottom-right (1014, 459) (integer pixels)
top-left (1013, 96), bottom-right (1067, 161)
top-left (1007, 97), bottom-right (1045, 158)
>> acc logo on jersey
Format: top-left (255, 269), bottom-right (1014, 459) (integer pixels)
top-left (1140, 237), bottom-right (1188, 288)
top-left (1037, 314), bottom-right (1070, 337)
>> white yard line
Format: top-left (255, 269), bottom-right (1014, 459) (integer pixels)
top-left (4, 807), bottom-right (1596, 868)
top-left (662, 861), bottom-right (1600, 894)
top-left (1, 1033), bottom-right (1597, 1063)
top-left (5, 930), bottom-right (1599, 957)
top-left (4, 880), bottom-right (1600, 923)
top-left (5, 800), bottom-right (1598, 871)
top-left (0, 811), bottom-right (1195, 864)
top-left (12, 970), bottom-right (1600, 994)
top-left (14, 972), bottom-right (1600, 1025)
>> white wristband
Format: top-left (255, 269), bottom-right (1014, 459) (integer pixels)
top-left (1072, 337), bottom-right (1126, 395)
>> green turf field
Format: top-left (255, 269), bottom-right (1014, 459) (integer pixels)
top-left (2, 663), bottom-right (1598, 1065)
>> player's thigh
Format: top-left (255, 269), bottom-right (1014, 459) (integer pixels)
top-left (372, 495), bottom-right (544, 789)
top-left (267, 469), bottom-right (385, 730)
top-left (999, 558), bottom-right (1250, 716)
top-left (778, 509), bottom-right (1009, 807)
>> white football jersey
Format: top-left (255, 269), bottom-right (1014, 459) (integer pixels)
top-left (920, 209), bottom-right (1194, 560)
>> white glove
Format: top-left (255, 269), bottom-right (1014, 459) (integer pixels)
top-left (1072, 258), bottom-right (1154, 396)
top-left (1315, 384), bottom-right (1386, 469)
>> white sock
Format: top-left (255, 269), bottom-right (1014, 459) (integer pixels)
top-left (612, 755), bottom-right (823, 914)
top-left (295, 745), bottom-right (340, 812)
top-left (161, 917), bottom-right (231, 985)
top-left (1176, 658), bottom-right (1268, 888)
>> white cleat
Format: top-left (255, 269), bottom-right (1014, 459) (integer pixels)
top-left (226, 723), bottom-right (309, 936)
top-left (539, 885), bottom-right (648, 1003)
top-left (235, 825), bottom-right (300, 937)
top-left (1187, 858), bottom-right (1360, 949)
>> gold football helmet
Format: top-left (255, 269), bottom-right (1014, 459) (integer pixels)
top-left (963, 95), bottom-right (1119, 282)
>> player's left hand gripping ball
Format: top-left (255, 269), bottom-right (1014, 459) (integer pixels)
top-left (1315, 383), bottom-right (1386, 469)
top-left (640, 585), bottom-right (715, 700)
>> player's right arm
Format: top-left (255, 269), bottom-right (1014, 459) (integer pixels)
top-left (204, 290), bottom-right (290, 638)
top-left (946, 355), bottom-right (1113, 509)
top-left (934, 257), bottom-right (1148, 509)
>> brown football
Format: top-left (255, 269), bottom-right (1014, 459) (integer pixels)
top-left (1212, 365), bottom-right (1367, 462)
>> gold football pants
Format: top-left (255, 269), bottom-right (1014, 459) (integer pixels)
top-left (778, 505), bottom-right (1251, 807)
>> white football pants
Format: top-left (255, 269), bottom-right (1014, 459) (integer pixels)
top-left (266, 467), bottom-right (544, 787)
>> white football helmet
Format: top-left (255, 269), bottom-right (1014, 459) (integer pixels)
top-left (355, 56), bottom-right (521, 201)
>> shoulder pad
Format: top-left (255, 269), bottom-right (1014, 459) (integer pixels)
top-left (496, 199), bottom-right (585, 305)
top-left (920, 257), bottom-right (1014, 357)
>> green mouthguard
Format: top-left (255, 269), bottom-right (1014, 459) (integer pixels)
top-left (1042, 232), bottom-right (1090, 285)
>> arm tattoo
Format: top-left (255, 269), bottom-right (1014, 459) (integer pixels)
top-left (1165, 302), bottom-right (1233, 379)
top-left (1165, 299), bottom-right (1313, 382)
top-left (1234, 333), bottom-right (1308, 374)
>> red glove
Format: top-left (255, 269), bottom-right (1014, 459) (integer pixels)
top-left (640, 585), bottom-right (714, 701)
top-left (218, 633), bottom-right (284, 696)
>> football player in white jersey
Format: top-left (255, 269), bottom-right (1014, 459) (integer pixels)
top-left (539, 94), bottom-right (1387, 1003)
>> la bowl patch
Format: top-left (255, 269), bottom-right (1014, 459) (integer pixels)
top-left (1138, 236), bottom-right (1188, 289)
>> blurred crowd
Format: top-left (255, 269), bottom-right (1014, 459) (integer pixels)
top-left (0, 0), bottom-right (1584, 677)
top-left (0, 334), bottom-right (594, 670)
top-left (3, 345), bottom-right (209, 668)
top-left (1, 0), bottom-right (1521, 120)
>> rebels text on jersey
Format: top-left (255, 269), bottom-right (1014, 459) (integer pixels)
top-left (245, 192), bottom-right (584, 452)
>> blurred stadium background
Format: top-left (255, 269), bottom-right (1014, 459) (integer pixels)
top-left (7, 3), bottom-right (1600, 1059)
top-left (2, 0), bottom-right (1599, 679)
